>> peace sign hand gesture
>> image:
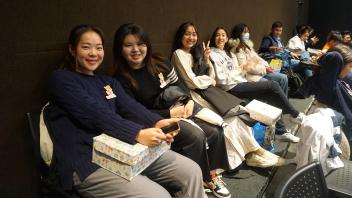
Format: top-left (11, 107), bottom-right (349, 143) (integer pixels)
top-left (203, 41), bottom-right (211, 64)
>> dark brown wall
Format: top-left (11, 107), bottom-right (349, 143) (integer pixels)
top-left (0, 0), bottom-right (307, 197)
top-left (308, 0), bottom-right (352, 48)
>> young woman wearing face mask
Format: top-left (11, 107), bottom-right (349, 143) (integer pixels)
top-left (229, 23), bottom-right (289, 96)
top-left (113, 23), bottom-right (233, 198)
top-left (171, 22), bottom-right (290, 170)
top-left (48, 24), bottom-right (206, 198)
top-left (207, 26), bottom-right (305, 143)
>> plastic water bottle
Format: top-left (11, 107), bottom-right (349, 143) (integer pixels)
top-left (252, 122), bottom-right (266, 146)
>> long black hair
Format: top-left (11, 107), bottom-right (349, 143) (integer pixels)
top-left (172, 22), bottom-right (198, 53)
top-left (231, 23), bottom-right (251, 53)
top-left (172, 22), bottom-right (209, 75)
top-left (209, 27), bottom-right (233, 57)
top-left (113, 23), bottom-right (168, 88)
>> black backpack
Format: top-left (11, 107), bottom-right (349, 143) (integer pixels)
top-left (282, 67), bottom-right (304, 97)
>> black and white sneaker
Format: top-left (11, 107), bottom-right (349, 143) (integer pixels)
top-left (204, 176), bottom-right (231, 198)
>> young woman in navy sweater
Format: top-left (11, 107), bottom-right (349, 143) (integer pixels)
top-left (48, 24), bottom-right (205, 198)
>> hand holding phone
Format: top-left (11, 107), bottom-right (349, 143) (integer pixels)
top-left (160, 122), bottom-right (180, 137)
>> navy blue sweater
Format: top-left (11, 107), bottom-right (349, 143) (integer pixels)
top-left (48, 69), bottom-right (162, 190)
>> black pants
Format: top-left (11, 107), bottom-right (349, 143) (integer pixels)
top-left (228, 81), bottom-right (299, 135)
top-left (171, 119), bottom-right (229, 182)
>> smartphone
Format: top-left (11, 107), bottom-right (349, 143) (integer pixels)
top-left (160, 122), bottom-right (180, 136)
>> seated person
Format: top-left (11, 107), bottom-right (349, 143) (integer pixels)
top-left (112, 23), bottom-right (232, 198)
top-left (304, 25), bottom-right (319, 50)
top-left (48, 24), bottom-right (206, 198)
top-left (299, 44), bottom-right (352, 144)
top-left (228, 23), bottom-right (288, 96)
top-left (287, 25), bottom-right (311, 53)
top-left (299, 25), bottom-right (322, 58)
top-left (322, 30), bottom-right (342, 53)
top-left (320, 31), bottom-right (352, 85)
top-left (342, 30), bottom-right (351, 45)
top-left (259, 22), bottom-right (312, 79)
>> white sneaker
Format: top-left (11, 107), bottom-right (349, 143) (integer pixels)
top-left (275, 132), bottom-right (300, 143)
top-left (260, 150), bottom-right (279, 161)
top-left (290, 112), bottom-right (306, 124)
top-left (259, 150), bottom-right (286, 166)
top-left (246, 153), bottom-right (278, 168)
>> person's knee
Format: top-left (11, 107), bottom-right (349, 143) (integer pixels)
top-left (278, 74), bottom-right (288, 91)
top-left (279, 74), bottom-right (288, 84)
top-left (305, 69), bottom-right (313, 78)
top-left (267, 80), bottom-right (281, 92)
top-left (176, 154), bottom-right (203, 182)
top-left (201, 124), bottom-right (223, 145)
top-left (76, 169), bottom-right (172, 198)
top-left (171, 154), bottom-right (204, 198)
top-left (140, 185), bottom-right (172, 198)
top-left (274, 74), bottom-right (288, 88)
top-left (190, 129), bottom-right (207, 143)
top-left (178, 122), bottom-right (206, 145)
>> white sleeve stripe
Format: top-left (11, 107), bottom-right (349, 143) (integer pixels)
top-left (167, 67), bottom-right (176, 77)
top-left (167, 67), bottom-right (178, 83)
top-left (169, 75), bottom-right (178, 84)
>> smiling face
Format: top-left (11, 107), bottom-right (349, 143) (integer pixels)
top-left (122, 34), bottom-right (147, 69)
top-left (71, 31), bottom-right (104, 75)
top-left (181, 25), bottom-right (198, 52)
top-left (300, 32), bottom-right (310, 42)
top-left (215, 29), bottom-right (228, 50)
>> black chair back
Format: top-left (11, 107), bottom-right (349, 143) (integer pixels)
top-left (25, 111), bottom-right (81, 198)
top-left (275, 161), bottom-right (329, 198)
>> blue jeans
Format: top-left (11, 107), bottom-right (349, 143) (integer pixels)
top-left (290, 59), bottom-right (313, 79)
top-left (261, 72), bottom-right (288, 96)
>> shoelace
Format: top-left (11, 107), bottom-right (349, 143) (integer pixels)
top-left (213, 177), bottom-right (227, 188)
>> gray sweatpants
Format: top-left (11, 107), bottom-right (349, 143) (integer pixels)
top-left (73, 150), bottom-right (206, 198)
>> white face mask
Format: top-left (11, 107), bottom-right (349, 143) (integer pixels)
top-left (241, 32), bottom-right (250, 41)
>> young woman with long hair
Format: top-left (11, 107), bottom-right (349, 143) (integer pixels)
top-left (113, 23), bottom-right (232, 198)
